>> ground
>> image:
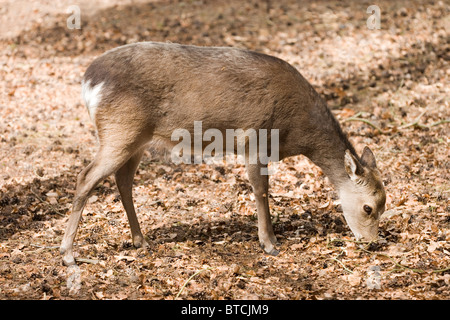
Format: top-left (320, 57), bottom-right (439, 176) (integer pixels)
top-left (0, 0), bottom-right (449, 300)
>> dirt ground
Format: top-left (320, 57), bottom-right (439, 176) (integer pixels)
top-left (0, 0), bottom-right (449, 300)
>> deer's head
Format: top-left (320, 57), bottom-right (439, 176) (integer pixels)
top-left (339, 147), bottom-right (386, 241)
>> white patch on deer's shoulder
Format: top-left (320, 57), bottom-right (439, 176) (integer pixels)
top-left (81, 80), bottom-right (104, 121)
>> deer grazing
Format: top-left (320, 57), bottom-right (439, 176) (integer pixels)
top-left (61, 42), bottom-right (386, 266)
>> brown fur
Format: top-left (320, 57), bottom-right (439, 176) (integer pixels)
top-left (60, 42), bottom-right (385, 265)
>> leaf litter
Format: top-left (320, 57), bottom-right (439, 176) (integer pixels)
top-left (0, 0), bottom-right (449, 300)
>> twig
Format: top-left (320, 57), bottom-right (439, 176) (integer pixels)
top-left (75, 257), bottom-right (99, 265)
top-left (399, 109), bottom-right (427, 129)
top-left (175, 267), bottom-right (213, 299)
top-left (327, 255), bottom-right (354, 274)
top-left (345, 117), bottom-right (386, 133)
top-left (30, 244), bottom-right (60, 249)
top-left (357, 246), bottom-right (426, 273)
top-left (328, 238), bottom-right (450, 274)
top-left (432, 267), bottom-right (450, 274)
top-left (324, 239), bottom-right (359, 274)
top-left (344, 109), bottom-right (448, 134)
top-left (427, 119), bottom-right (450, 128)
top-left (399, 109), bottom-right (449, 129)
top-left (30, 188), bottom-right (65, 217)
top-left (401, 119), bottom-right (449, 129)
top-left (343, 112), bottom-right (388, 134)
top-left (326, 237), bottom-right (371, 248)
top-left (358, 245), bottom-right (450, 274)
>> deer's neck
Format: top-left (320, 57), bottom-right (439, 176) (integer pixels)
top-left (308, 144), bottom-right (352, 189)
top-left (297, 99), bottom-right (357, 189)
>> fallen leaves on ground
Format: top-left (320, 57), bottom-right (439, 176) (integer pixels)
top-left (0, 0), bottom-right (449, 300)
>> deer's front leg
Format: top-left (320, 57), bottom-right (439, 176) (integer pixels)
top-left (246, 163), bottom-right (279, 256)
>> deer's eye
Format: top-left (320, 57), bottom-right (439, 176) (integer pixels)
top-left (363, 205), bottom-right (373, 215)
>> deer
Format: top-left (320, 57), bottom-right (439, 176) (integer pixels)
top-left (61, 42), bottom-right (386, 266)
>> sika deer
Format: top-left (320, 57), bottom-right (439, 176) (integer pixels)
top-left (61, 42), bottom-right (386, 266)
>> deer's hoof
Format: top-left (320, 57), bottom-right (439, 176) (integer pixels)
top-left (260, 242), bottom-right (280, 256)
top-left (267, 248), bottom-right (280, 256)
top-left (133, 236), bottom-right (149, 249)
top-left (62, 255), bottom-right (77, 266)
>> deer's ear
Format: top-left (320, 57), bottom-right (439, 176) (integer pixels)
top-left (344, 150), bottom-right (364, 181)
top-left (360, 146), bottom-right (377, 169)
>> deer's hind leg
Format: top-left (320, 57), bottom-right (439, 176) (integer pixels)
top-left (61, 122), bottom-right (152, 265)
top-left (114, 148), bottom-right (147, 249)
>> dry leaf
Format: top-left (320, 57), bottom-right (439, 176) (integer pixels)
top-left (114, 255), bottom-right (136, 262)
top-left (345, 272), bottom-right (362, 287)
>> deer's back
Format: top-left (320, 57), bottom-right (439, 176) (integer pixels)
top-left (83, 42), bottom-right (319, 138)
